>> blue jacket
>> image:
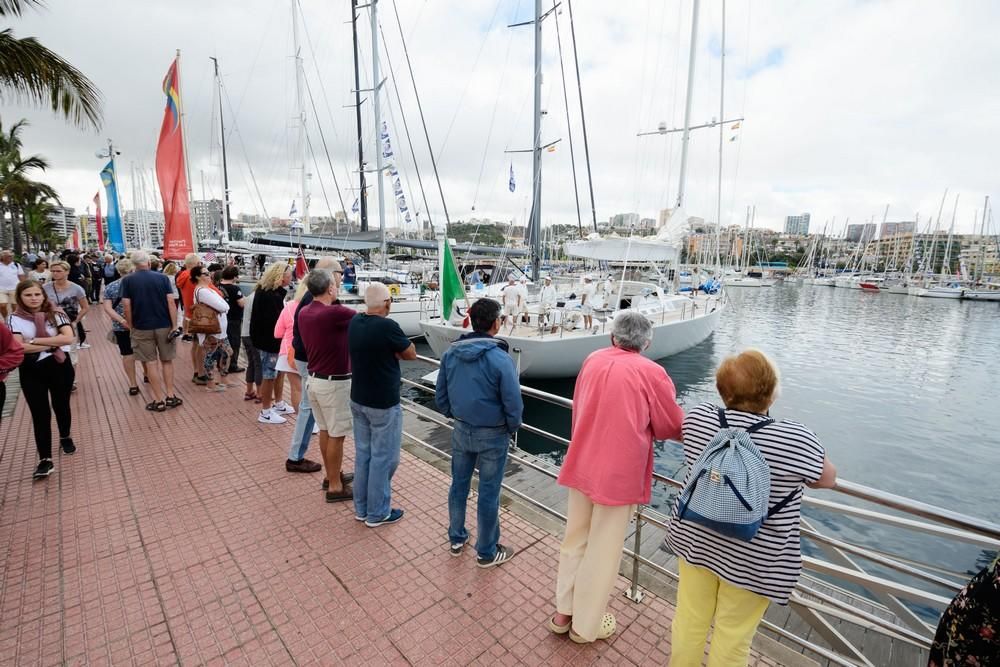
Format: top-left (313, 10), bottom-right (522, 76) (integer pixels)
top-left (435, 332), bottom-right (523, 434)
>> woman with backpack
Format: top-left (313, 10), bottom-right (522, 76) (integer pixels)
top-left (550, 311), bottom-right (685, 644)
top-left (665, 349), bottom-right (837, 667)
top-left (189, 266), bottom-right (232, 392)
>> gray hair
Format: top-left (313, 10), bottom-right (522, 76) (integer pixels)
top-left (314, 256), bottom-right (341, 271)
top-left (131, 250), bottom-right (150, 266)
top-left (364, 281), bottom-right (390, 308)
top-left (611, 310), bottom-right (653, 352)
top-left (304, 269), bottom-right (332, 296)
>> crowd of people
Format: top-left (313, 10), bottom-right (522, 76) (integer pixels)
top-left (2, 246), bottom-right (992, 666)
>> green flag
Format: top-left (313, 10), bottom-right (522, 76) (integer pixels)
top-left (441, 238), bottom-right (465, 322)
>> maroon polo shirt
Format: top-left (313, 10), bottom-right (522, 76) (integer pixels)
top-left (297, 300), bottom-right (356, 376)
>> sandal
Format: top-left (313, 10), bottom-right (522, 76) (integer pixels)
top-left (128, 387), bottom-right (140, 396)
top-left (145, 401), bottom-right (166, 412)
top-left (569, 613), bottom-right (616, 644)
top-left (165, 396), bottom-right (183, 408)
top-left (243, 392), bottom-right (257, 401)
top-left (548, 616), bottom-right (571, 635)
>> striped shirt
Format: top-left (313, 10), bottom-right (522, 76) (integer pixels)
top-left (666, 402), bottom-right (825, 604)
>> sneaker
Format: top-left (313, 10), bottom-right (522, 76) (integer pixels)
top-left (273, 401), bottom-right (295, 415)
top-left (33, 459), bottom-right (54, 479)
top-left (365, 508), bottom-right (404, 527)
top-left (258, 409), bottom-right (287, 425)
top-left (193, 375), bottom-right (209, 386)
top-left (285, 458), bottom-right (322, 473)
top-left (477, 544), bottom-right (516, 569)
top-left (312, 422), bottom-right (320, 435)
top-left (60, 438), bottom-right (76, 455)
top-left (77, 342), bottom-right (91, 349)
top-left (450, 537), bottom-right (470, 557)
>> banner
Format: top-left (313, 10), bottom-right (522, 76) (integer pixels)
top-left (100, 161), bottom-right (125, 253)
top-left (93, 191), bottom-right (104, 249)
top-left (71, 218), bottom-right (80, 250)
top-left (156, 57), bottom-right (195, 259)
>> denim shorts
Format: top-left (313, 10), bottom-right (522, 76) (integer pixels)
top-left (258, 350), bottom-right (280, 380)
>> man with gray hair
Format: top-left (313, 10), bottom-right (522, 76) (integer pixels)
top-left (348, 282), bottom-right (416, 527)
top-left (297, 267), bottom-right (357, 502)
top-left (120, 250), bottom-right (182, 411)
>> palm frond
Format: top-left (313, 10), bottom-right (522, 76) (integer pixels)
top-left (0, 0), bottom-right (45, 19)
top-left (0, 29), bottom-right (103, 130)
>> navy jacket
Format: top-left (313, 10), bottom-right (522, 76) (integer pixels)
top-left (435, 332), bottom-right (523, 434)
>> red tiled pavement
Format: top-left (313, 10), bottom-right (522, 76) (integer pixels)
top-left (0, 310), bottom-right (782, 666)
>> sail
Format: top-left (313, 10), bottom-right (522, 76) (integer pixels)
top-left (156, 57), bottom-right (195, 259)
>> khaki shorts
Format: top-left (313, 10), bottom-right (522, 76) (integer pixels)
top-left (0, 290), bottom-right (16, 305)
top-left (307, 377), bottom-right (353, 437)
top-left (131, 328), bottom-right (177, 363)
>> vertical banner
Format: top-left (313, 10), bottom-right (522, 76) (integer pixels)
top-left (100, 161), bottom-right (125, 252)
top-left (71, 219), bottom-right (80, 250)
top-left (93, 191), bottom-right (104, 249)
top-left (156, 57), bottom-right (195, 259)
top-left (78, 214), bottom-right (89, 247)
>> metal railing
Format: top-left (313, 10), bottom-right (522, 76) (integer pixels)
top-left (399, 354), bottom-right (1000, 667)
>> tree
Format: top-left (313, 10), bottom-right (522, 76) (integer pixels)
top-left (0, 118), bottom-right (57, 254)
top-left (0, 0), bottom-right (102, 129)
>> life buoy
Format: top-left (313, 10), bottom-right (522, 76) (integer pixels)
top-left (388, 284), bottom-right (401, 296)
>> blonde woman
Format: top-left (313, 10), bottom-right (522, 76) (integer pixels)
top-left (273, 280), bottom-right (308, 417)
top-left (249, 263), bottom-right (292, 424)
top-left (45, 261), bottom-right (88, 349)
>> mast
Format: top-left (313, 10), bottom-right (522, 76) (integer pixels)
top-left (350, 0), bottom-right (368, 232)
top-left (552, 0), bottom-right (583, 236)
top-left (175, 49), bottom-right (197, 247)
top-left (210, 57), bottom-right (232, 243)
top-left (530, 0), bottom-right (543, 281)
top-left (369, 0), bottom-right (387, 261)
top-left (978, 196), bottom-right (989, 283)
top-left (715, 0), bottom-right (726, 268)
top-left (941, 194), bottom-right (959, 277)
top-left (675, 0), bottom-right (700, 209)
top-left (292, 0), bottom-right (310, 234)
top-left (566, 0), bottom-right (598, 233)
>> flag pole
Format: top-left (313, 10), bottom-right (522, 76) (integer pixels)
top-left (175, 48), bottom-right (197, 248)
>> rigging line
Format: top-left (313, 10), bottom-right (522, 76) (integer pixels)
top-left (378, 66), bottom-right (420, 240)
top-left (229, 0), bottom-right (281, 128)
top-left (390, 0), bottom-right (453, 228)
top-left (378, 21), bottom-right (435, 237)
top-left (469, 20), bottom-right (516, 214)
top-left (221, 81), bottom-right (269, 219)
top-left (305, 130), bottom-right (335, 221)
top-left (565, 0), bottom-right (598, 232)
top-left (302, 74), bottom-right (349, 220)
top-left (553, 0), bottom-right (583, 235)
top-left (431, 0), bottom-right (505, 167)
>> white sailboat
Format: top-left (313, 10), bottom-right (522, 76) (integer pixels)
top-left (963, 196), bottom-right (1000, 301)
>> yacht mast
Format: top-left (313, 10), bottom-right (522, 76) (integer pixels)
top-left (351, 0), bottom-right (368, 232)
top-left (715, 0), bottom-right (725, 268)
top-left (675, 0), bottom-right (700, 209)
top-left (210, 57), bottom-right (231, 242)
top-left (291, 0), bottom-right (310, 234)
top-left (977, 196), bottom-right (989, 283)
top-left (370, 0), bottom-right (387, 261)
top-left (941, 194), bottom-right (959, 277)
top-left (530, 0), bottom-right (543, 281)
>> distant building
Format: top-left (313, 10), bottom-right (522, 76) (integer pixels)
top-left (879, 221), bottom-right (916, 238)
top-left (609, 212), bottom-right (640, 229)
top-left (123, 209), bottom-right (165, 248)
top-left (46, 205), bottom-right (76, 240)
top-left (639, 217), bottom-right (656, 230)
top-left (191, 199), bottom-right (223, 241)
top-left (783, 213), bottom-right (810, 236)
top-left (845, 223), bottom-right (877, 244)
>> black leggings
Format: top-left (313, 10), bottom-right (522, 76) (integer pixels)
top-left (227, 319), bottom-right (242, 371)
top-left (0, 381), bottom-right (6, 421)
top-left (76, 321), bottom-right (86, 345)
top-left (20, 356), bottom-right (75, 460)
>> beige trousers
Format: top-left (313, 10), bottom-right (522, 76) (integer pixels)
top-left (555, 488), bottom-right (635, 641)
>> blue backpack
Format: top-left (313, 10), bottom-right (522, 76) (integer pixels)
top-left (675, 409), bottom-right (796, 542)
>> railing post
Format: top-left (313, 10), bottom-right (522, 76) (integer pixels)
top-left (624, 506), bottom-right (645, 603)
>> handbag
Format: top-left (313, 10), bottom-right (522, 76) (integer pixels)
top-left (188, 289), bottom-right (222, 335)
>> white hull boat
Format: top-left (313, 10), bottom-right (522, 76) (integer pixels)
top-left (917, 286), bottom-right (964, 299)
top-left (725, 277), bottom-right (776, 288)
top-left (885, 284), bottom-right (910, 295)
top-left (962, 290), bottom-right (1000, 302)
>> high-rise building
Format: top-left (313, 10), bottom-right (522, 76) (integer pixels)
top-left (783, 213), bottom-right (811, 236)
top-left (123, 210), bottom-right (165, 248)
top-left (845, 223), bottom-right (877, 244)
top-left (191, 199), bottom-right (223, 241)
top-left (879, 221), bottom-right (916, 238)
top-left (610, 212), bottom-right (640, 229)
top-left (45, 205), bottom-right (76, 240)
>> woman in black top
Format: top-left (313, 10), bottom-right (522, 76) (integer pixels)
top-left (249, 263), bottom-right (290, 423)
top-left (7, 280), bottom-right (77, 479)
top-left (219, 266), bottom-right (245, 373)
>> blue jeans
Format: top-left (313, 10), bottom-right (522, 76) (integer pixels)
top-left (448, 422), bottom-right (511, 560)
top-left (287, 359), bottom-right (315, 461)
top-left (351, 401), bottom-right (403, 522)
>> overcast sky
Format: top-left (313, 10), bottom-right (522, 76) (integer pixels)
top-left (6, 0), bottom-right (999, 235)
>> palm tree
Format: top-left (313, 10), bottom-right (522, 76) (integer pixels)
top-left (0, 118), bottom-right (56, 254)
top-left (23, 194), bottom-right (55, 251)
top-left (0, 1), bottom-right (102, 129)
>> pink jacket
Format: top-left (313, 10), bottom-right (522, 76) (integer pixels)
top-left (557, 346), bottom-right (684, 506)
top-left (273, 300), bottom-right (298, 357)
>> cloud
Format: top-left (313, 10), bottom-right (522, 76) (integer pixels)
top-left (4, 0), bottom-right (998, 237)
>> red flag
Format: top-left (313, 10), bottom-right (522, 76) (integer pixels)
top-left (71, 220), bottom-right (80, 250)
top-left (156, 57), bottom-right (195, 260)
top-left (294, 246), bottom-right (308, 280)
top-left (93, 192), bottom-right (104, 249)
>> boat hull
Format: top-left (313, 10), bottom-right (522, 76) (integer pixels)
top-left (420, 302), bottom-right (723, 379)
top-left (917, 287), bottom-right (964, 299)
top-left (963, 290), bottom-right (1000, 302)
top-left (343, 298), bottom-right (428, 337)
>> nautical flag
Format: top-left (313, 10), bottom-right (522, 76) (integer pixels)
top-left (440, 237), bottom-right (469, 328)
top-left (289, 200), bottom-right (298, 217)
top-left (156, 57), bottom-right (195, 259)
top-left (381, 121), bottom-right (394, 159)
top-left (204, 250), bottom-right (217, 262)
top-left (546, 145), bottom-right (556, 153)
top-left (294, 246), bottom-right (308, 280)
top-left (730, 121), bottom-right (741, 130)
top-left (100, 161), bottom-right (125, 253)
top-left (508, 163), bottom-right (515, 193)
top-left (93, 192), bottom-right (104, 249)
top-left (351, 197), bottom-right (359, 214)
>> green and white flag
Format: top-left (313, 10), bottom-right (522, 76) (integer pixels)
top-left (440, 237), bottom-right (467, 326)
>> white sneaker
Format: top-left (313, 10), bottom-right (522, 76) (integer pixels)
top-left (258, 409), bottom-right (287, 425)
top-left (312, 422), bottom-right (320, 435)
top-left (77, 342), bottom-right (91, 349)
top-left (273, 401), bottom-right (295, 415)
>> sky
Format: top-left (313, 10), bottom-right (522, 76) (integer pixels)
top-left (5, 0), bottom-right (1000, 236)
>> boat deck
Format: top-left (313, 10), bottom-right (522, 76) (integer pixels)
top-left (0, 314), bottom-right (789, 666)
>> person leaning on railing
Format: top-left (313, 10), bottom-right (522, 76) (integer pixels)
top-left (550, 310), bottom-right (685, 644)
top-left (665, 349), bottom-right (837, 667)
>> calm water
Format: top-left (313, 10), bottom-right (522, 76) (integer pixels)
top-left (410, 284), bottom-right (1000, 583)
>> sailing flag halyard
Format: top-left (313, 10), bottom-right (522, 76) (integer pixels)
top-left (93, 191), bottom-right (104, 249)
top-left (440, 237), bottom-right (469, 328)
top-left (156, 56), bottom-right (195, 259)
top-left (508, 163), bottom-right (516, 193)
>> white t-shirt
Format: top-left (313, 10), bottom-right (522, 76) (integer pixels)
top-left (194, 286), bottom-right (229, 342)
top-left (7, 312), bottom-right (72, 361)
top-left (0, 262), bottom-right (24, 290)
top-left (580, 282), bottom-right (596, 304)
top-left (540, 284), bottom-right (558, 307)
top-left (502, 284), bottom-right (521, 307)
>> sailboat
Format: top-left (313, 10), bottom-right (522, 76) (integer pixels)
top-left (419, 0), bottom-right (723, 378)
top-left (962, 197), bottom-right (1000, 301)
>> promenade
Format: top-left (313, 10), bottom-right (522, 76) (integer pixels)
top-left (0, 312), bottom-right (784, 666)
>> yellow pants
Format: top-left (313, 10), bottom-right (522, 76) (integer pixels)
top-left (555, 488), bottom-right (635, 641)
top-left (669, 557), bottom-right (770, 667)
